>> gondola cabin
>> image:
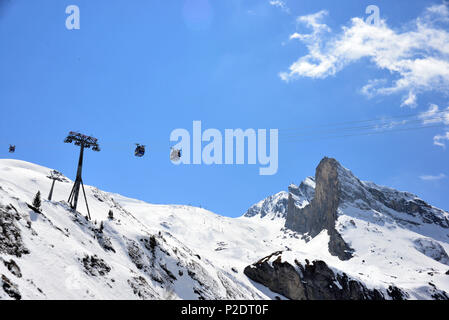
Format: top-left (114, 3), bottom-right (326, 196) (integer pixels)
top-left (170, 148), bottom-right (181, 161)
top-left (135, 144), bottom-right (145, 157)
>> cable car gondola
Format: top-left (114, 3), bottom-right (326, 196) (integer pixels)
top-left (9, 145), bottom-right (15, 153)
top-left (134, 144), bottom-right (145, 157)
top-left (170, 147), bottom-right (181, 161)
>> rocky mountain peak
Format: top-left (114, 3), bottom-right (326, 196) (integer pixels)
top-left (244, 178), bottom-right (315, 220)
top-left (285, 157), bottom-right (355, 260)
top-left (244, 157), bottom-right (449, 299)
top-left (285, 156), bottom-right (449, 261)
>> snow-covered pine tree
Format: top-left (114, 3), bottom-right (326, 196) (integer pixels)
top-left (32, 191), bottom-right (41, 209)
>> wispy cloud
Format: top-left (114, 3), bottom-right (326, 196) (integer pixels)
top-left (419, 173), bottom-right (447, 181)
top-left (419, 104), bottom-right (449, 125)
top-left (269, 1), bottom-right (290, 14)
top-left (401, 91), bottom-right (417, 108)
top-left (280, 4), bottom-right (449, 108)
top-left (434, 131), bottom-right (449, 148)
top-left (419, 104), bottom-right (449, 147)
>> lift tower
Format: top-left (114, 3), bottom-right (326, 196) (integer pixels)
top-left (64, 131), bottom-right (100, 219)
top-left (47, 170), bottom-right (67, 201)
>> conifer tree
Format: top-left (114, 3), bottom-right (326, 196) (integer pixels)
top-left (32, 191), bottom-right (41, 209)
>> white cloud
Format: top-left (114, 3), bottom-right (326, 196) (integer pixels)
top-left (295, 10), bottom-right (330, 33)
top-left (421, 3), bottom-right (449, 23)
top-left (434, 131), bottom-right (449, 147)
top-left (401, 91), bottom-right (417, 108)
top-left (360, 79), bottom-right (387, 98)
top-left (281, 4), bottom-right (449, 106)
top-left (418, 104), bottom-right (449, 147)
top-left (419, 173), bottom-right (447, 181)
top-left (269, 1), bottom-right (290, 14)
top-left (419, 104), bottom-right (449, 124)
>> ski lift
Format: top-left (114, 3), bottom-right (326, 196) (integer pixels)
top-left (8, 145), bottom-right (15, 153)
top-left (170, 147), bottom-right (182, 161)
top-left (134, 144), bottom-right (145, 157)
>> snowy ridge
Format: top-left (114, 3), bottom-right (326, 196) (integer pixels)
top-left (0, 159), bottom-right (302, 300)
top-left (243, 191), bottom-right (289, 220)
top-left (279, 158), bottom-right (449, 299)
top-left (1, 158), bottom-right (449, 300)
top-left (243, 176), bottom-right (315, 220)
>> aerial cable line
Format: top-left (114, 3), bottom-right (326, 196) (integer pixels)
top-left (283, 124), bottom-right (446, 143)
top-left (280, 109), bottom-right (449, 132)
top-left (280, 116), bottom-right (448, 139)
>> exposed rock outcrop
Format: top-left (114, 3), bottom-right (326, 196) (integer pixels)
top-left (1, 274), bottom-right (21, 300)
top-left (0, 206), bottom-right (30, 257)
top-left (285, 157), bottom-right (353, 260)
top-left (81, 254), bottom-right (111, 276)
top-left (244, 177), bottom-right (315, 220)
top-left (127, 275), bottom-right (158, 299)
top-left (2, 258), bottom-right (22, 278)
top-left (244, 252), bottom-right (405, 300)
top-left (413, 238), bottom-right (449, 265)
top-left (244, 192), bottom-right (289, 219)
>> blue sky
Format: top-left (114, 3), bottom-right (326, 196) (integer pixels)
top-left (1, 0), bottom-right (448, 217)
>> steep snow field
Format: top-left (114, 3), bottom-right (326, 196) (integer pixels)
top-left (0, 159), bottom-right (302, 299)
top-left (0, 159), bottom-right (448, 300)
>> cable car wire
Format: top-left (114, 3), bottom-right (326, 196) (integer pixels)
top-left (283, 124), bottom-right (446, 143)
top-left (280, 116), bottom-right (448, 139)
top-left (280, 109), bottom-right (449, 132)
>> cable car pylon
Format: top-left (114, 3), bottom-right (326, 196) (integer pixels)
top-left (64, 131), bottom-right (100, 220)
top-left (47, 170), bottom-right (67, 201)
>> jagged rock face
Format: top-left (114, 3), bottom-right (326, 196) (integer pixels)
top-left (335, 164), bottom-right (449, 230)
top-left (285, 158), bottom-right (353, 260)
top-left (286, 158), bottom-right (339, 236)
top-left (1, 274), bottom-right (21, 300)
top-left (244, 192), bottom-right (289, 219)
top-left (285, 156), bottom-right (449, 260)
top-left (244, 178), bottom-right (315, 220)
top-left (1, 258), bottom-right (22, 278)
top-left (0, 206), bottom-right (29, 257)
top-left (81, 255), bottom-right (111, 277)
top-left (413, 238), bottom-right (449, 265)
top-left (244, 252), bottom-right (400, 300)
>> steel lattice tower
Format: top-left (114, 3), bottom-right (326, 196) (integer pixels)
top-left (46, 170), bottom-right (67, 201)
top-left (64, 131), bottom-right (100, 219)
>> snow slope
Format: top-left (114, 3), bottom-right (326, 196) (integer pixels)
top-left (1, 159), bottom-right (449, 300)
top-left (272, 159), bottom-right (449, 299)
top-left (0, 159), bottom-right (303, 299)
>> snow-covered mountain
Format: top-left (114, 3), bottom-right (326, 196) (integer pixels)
top-left (245, 157), bottom-right (449, 300)
top-left (0, 159), bottom-right (300, 300)
top-left (243, 176), bottom-right (315, 221)
top-left (0, 158), bottom-right (449, 300)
